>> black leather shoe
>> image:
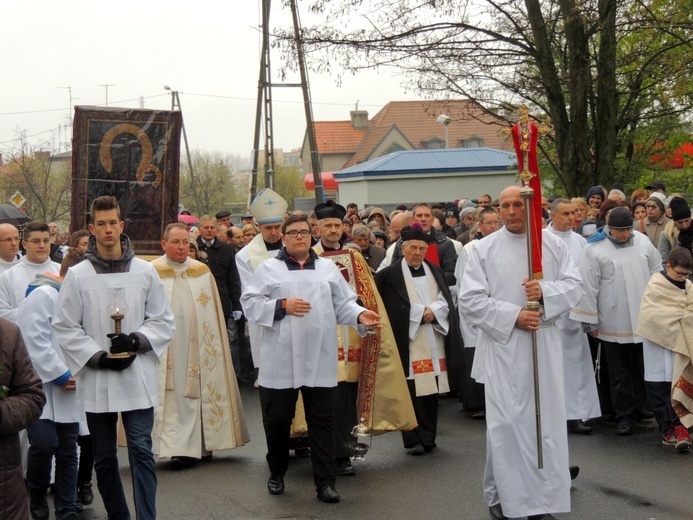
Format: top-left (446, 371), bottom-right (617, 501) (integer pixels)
top-left (568, 419), bottom-right (592, 434)
top-left (336, 459), bottom-right (355, 476)
top-left (317, 484), bottom-right (340, 503)
top-left (170, 456), bottom-right (197, 471)
top-left (78, 480), bottom-right (94, 505)
top-left (569, 465), bottom-right (579, 480)
top-left (528, 515), bottom-right (557, 520)
top-left (488, 502), bottom-right (508, 520)
top-left (407, 444), bottom-right (426, 456)
top-left (267, 474), bottom-right (285, 495)
top-left (635, 408), bottom-right (655, 421)
top-left (616, 421), bottom-right (634, 436)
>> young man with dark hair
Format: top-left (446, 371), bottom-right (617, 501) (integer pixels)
top-left (53, 195), bottom-right (175, 520)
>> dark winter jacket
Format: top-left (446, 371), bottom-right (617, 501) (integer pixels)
top-left (0, 318), bottom-right (45, 519)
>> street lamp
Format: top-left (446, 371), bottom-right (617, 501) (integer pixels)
top-left (436, 114), bottom-right (451, 149)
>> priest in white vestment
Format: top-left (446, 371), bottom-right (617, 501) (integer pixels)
top-left (241, 214), bottom-right (380, 503)
top-left (236, 188), bottom-right (288, 370)
top-left (454, 207), bottom-right (500, 416)
top-left (459, 186), bottom-right (584, 520)
top-left (151, 223), bottom-right (250, 471)
top-left (546, 199), bottom-right (601, 433)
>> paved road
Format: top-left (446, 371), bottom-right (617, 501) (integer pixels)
top-left (74, 383), bottom-right (690, 519)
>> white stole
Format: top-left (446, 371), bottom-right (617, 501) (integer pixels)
top-left (401, 261), bottom-right (450, 396)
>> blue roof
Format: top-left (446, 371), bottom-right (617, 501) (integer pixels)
top-left (334, 147), bottom-right (516, 179)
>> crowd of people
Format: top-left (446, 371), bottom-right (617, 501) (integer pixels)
top-left (0, 181), bottom-right (692, 520)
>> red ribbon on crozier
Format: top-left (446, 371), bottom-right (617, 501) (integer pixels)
top-left (511, 122), bottom-right (543, 279)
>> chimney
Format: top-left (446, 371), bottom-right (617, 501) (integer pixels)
top-left (350, 110), bottom-right (369, 130)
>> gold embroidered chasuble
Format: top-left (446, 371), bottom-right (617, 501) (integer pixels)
top-left (151, 256), bottom-right (250, 455)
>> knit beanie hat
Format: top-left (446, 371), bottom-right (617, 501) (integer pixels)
top-left (607, 207), bottom-right (634, 229)
top-left (647, 193), bottom-right (666, 213)
top-left (669, 197), bottom-right (691, 221)
top-left (586, 186), bottom-right (605, 202)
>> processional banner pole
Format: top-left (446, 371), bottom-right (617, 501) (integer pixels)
top-left (509, 106), bottom-right (544, 469)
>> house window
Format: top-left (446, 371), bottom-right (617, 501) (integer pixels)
top-left (462, 136), bottom-right (485, 148)
top-left (421, 137), bottom-right (446, 150)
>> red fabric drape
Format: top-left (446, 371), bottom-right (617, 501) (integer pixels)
top-left (511, 122), bottom-right (543, 279)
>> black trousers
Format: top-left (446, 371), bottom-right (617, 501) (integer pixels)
top-left (460, 347), bottom-right (485, 411)
top-left (259, 386), bottom-right (337, 490)
top-left (401, 379), bottom-right (438, 449)
top-left (334, 381), bottom-right (358, 461)
top-left (602, 341), bottom-right (647, 425)
top-left (588, 335), bottom-right (614, 417)
top-left (645, 381), bottom-right (682, 433)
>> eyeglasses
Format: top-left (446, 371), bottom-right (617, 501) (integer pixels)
top-left (26, 238), bottom-right (51, 245)
top-left (0, 237), bottom-right (19, 243)
top-left (645, 205), bottom-right (659, 209)
top-left (673, 269), bottom-right (692, 278)
top-left (284, 230), bottom-right (311, 238)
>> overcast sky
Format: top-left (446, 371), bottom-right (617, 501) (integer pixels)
top-left (0, 1), bottom-right (419, 164)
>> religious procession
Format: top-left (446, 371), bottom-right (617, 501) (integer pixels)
top-left (3, 128), bottom-right (693, 520)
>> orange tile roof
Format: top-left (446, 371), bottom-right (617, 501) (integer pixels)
top-left (314, 121), bottom-right (367, 154)
top-left (343, 99), bottom-right (511, 168)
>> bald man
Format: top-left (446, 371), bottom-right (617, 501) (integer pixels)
top-left (0, 223), bottom-right (21, 274)
top-left (459, 186), bottom-right (584, 520)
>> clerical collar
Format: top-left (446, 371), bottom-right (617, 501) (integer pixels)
top-left (319, 241), bottom-right (341, 252)
top-left (265, 239), bottom-right (282, 251)
top-left (406, 262), bottom-right (426, 277)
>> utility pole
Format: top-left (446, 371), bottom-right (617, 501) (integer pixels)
top-left (100, 84), bottom-right (115, 106)
top-left (249, 0), bottom-right (324, 204)
top-left (165, 86), bottom-right (202, 216)
top-left (290, 0), bottom-right (324, 204)
top-left (58, 86), bottom-right (75, 152)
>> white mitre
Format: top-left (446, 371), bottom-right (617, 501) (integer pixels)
top-left (249, 188), bottom-right (288, 224)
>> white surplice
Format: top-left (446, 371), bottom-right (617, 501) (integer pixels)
top-left (236, 235), bottom-right (281, 366)
top-left (0, 257), bottom-right (60, 322)
top-left (0, 253), bottom-right (21, 275)
top-left (570, 230), bottom-right (661, 343)
top-left (459, 227), bottom-right (584, 518)
top-left (240, 254), bottom-right (365, 389)
top-left (53, 259), bottom-right (175, 413)
top-left (17, 285), bottom-right (81, 424)
top-left (545, 225), bottom-right (601, 421)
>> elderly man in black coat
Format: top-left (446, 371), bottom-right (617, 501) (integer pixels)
top-left (375, 224), bottom-right (462, 455)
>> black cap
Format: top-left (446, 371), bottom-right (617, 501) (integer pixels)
top-left (669, 197), bottom-right (691, 221)
top-left (607, 207), bottom-right (634, 229)
top-left (314, 200), bottom-right (347, 220)
top-left (445, 207), bottom-right (459, 219)
top-left (215, 210), bottom-right (231, 220)
top-left (646, 181), bottom-right (666, 191)
top-left (400, 224), bottom-right (433, 244)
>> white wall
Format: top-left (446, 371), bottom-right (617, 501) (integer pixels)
top-left (336, 169), bottom-right (517, 207)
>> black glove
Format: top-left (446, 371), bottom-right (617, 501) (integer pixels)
top-left (107, 332), bottom-right (140, 354)
top-left (97, 352), bottom-right (137, 371)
